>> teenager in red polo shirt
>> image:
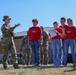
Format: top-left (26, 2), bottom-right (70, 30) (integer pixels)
top-left (59, 17), bottom-right (68, 40)
top-left (49, 21), bottom-right (62, 66)
top-left (63, 18), bottom-right (76, 66)
top-left (28, 19), bottom-right (42, 66)
top-left (59, 17), bottom-right (67, 28)
top-left (59, 17), bottom-right (68, 66)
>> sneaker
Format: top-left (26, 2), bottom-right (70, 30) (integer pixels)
top-left (34, 64), bottom-right (41, 66)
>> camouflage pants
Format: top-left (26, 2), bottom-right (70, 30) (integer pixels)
top-left (40, 45), bottom-right (49, 65)
top-left (2, 37), bottom-right (18, 66)
top-left (22, 48), bottom-right (31, 65)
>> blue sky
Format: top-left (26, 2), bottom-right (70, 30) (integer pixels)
top-left (0, 0), bottom-right (76, 35)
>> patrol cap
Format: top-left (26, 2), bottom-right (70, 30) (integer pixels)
top-left (32, 19), bottom-right (38, 23)
top-left (3, 16), bottom-right (11, 21)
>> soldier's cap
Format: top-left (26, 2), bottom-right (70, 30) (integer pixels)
top-left (32, 19), bottom-right (38, 23)
top-left (3, 16), bottom-right (11, 21)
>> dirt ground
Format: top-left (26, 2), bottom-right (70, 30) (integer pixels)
top-left (0, 64), bottom-right (76, 75)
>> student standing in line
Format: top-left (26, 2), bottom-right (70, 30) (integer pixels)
top-left (75, 39), bottom-right (76, 64)
top-left (28, 19), bottom-right (42, 66)
top-left (63, 18), bottom-right (76, 66)
top-left (59, 17), bottom-right (68, 65)
top-left (49, 21), bottom-right (62, 66)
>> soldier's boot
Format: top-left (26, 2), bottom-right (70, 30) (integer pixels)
top-left (3, 65), bottom-right (7, 69)
top-left (3, 63), bottom-right (8, 69)
top-left (26, 62), bottom-right (30, 65)
top-left (13, 63), bottom-right (19, 69)
top-left (26, 60), bottom-right (30, 65)
top-left (26, 55), bottom-right (31, 65)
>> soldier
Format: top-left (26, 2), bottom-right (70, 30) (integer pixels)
top-left (40, 26), bottom-right (49, 65)
top-left (1, 16), bottom-right (20, 69)
top-left (20, 32), bottom-right (32, 65)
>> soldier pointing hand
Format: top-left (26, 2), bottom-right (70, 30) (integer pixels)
top-left (1, 16), bottom-right (20, 69)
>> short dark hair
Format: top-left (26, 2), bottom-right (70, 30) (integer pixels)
top-left (53, 21), bottom-right (58, 25)
top-left (32, 19), bottom-right (38, 23)
top-left (60, 17), bottom-right (66, 21)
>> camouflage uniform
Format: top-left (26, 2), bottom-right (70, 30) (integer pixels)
top-left (20, 35), bottom-right (31, 65)
top-left (1, 24), bottom-right (18, 69)
top-left (40, 30), bottom-right (49, 65)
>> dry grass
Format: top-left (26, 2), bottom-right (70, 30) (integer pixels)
top-left (0, 64), bottom-right (76, 75)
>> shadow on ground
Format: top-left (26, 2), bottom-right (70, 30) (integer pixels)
top-left (64, 67), bottom-right (76, 72)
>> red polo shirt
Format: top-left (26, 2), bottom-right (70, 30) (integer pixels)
top-left (65, 26), bottom-right (76, 39)
top-left (52, 28), bottom-right (62, 40)
top-left (28, 26), bottom-right (42, 41)
top-left (59, 25), bottom-right (68, 40)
